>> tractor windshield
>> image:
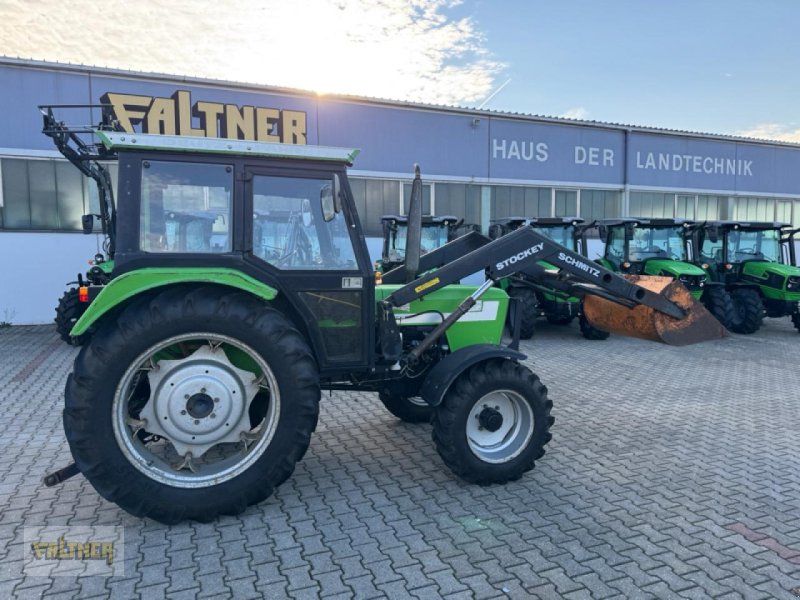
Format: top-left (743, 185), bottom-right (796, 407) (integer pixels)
top-left (389, 223), bottom-right (450, 262)
top-left (532, 225), bottom-right (576, 251)
top-left (629, 227), bottom-right (687, 262)
top-left (727, 228), bottom-right (781, 263)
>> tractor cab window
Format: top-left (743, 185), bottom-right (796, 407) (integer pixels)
top-left (251, 175), bottom-right (357, 270)
top-left (389, 222), bottom-right (449, 262)
top-left (629, 227), bottom-right (686, 261)
top-left (700, 235), bottom-right (724, 263)
top-left (727, 229), bottom-right (781, 263)
top-left (605, 227), bottom-right (626, 266)
top-left (532, 226), bottom-right (576, 251)
top-left (140, 161), bottom-right (233, 253)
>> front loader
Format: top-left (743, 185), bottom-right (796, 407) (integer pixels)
top-left (689, 221), bottom-right (800, 334)
top-left (40, 106), bottom-right (724, 523)
top-left (488, 217), bottom-right (609, 340)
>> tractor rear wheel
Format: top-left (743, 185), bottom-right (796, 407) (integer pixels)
top-left (379, 390), bottom-right (432, 423)
top-left (729, 288), bottom-right (763, 334)
top-left (55, 288), bottom-right (88, 345)
top-left (701, 286), bottom-right (736, 330)
top-left (63, 286), bottom-right (320, 523)
top-left (507, 288), bottom-right (537, 339)
top-left (432, 359), bottom-right (553, 485)
top-left (579, 312), bottom-right (610, 340)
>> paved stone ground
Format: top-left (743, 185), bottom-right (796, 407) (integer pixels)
top-left (1, 319), bottom-right (800, 599)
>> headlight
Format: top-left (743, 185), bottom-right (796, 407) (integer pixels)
top-left (787, 276), bottom-right (800, 291)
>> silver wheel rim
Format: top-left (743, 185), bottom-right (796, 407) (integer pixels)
top-left (407, 397), bottom-right (428, 407)
top-left (466, 390), bottom-right (534, 464)
top-left (112, 333), bottom-right (280, 488)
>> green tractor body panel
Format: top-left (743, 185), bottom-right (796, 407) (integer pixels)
top-left (597, 258), bottom-right (615, 271)
top-left (641, 259), bottom-right (707, 299)
top-left (534, 260), bottom-right (578, 303)
top-left (741, 261), bottom-right (800, 301)
top-left (70, 268), bottom-right (279, 336)
top-left (375, 284), bottom-right (508, 350)
top-left (97, 260), bottom-right (115, 275)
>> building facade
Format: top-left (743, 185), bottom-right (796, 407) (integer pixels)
top-left (2, 57), bottom-right (800, 323)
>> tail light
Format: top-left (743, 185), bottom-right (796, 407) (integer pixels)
top-left (78, 286), bottom-right (90, 303)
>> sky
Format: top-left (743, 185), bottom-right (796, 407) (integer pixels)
top-left (1, 0), bottom-right (799, 141)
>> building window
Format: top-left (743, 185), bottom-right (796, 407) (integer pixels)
top-left (732, 196), bottom-right (775, 222)
top-left (629, 192), bottom-right (674, 218)
top-left (580, 190), bottom-right (621, 221)
top-left (491, 185), bottom-right (550, 219)
top-left (434, 182), bottom-right (482, 227)
top-left (350, 177), bottom-right (401, 237)
top-left (696, 195), bottom-right (722, 221)
top-left (554, 189), bottom-right (578, 217)
top-left (0, 157), bottom-right (118, 232)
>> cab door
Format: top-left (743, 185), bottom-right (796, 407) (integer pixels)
top-left (243, 166), bottom-right (373, 372)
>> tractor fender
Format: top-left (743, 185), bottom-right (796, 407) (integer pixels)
top-left (419, 344), bottom-right (527, 407)
top-left (70, 268), bottom-right (278, 336)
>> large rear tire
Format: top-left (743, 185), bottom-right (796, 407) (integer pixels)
top-left (701, 286), bottom-right (736, 330)
top-left (55, 288), bottom-right (88, 345)
top-left (63, 286), bottom-right (320, 523)
top-left (507, 288), bottom-right (537, 340)
top-left (378, 390), bottom-right (432, 423)
top-left (729, 288), bottom-right (763, 334)
top-left (432, 359), bottom-right (553, 485)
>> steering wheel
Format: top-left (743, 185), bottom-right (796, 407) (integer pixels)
top-left (645, 246), bottom-right (666, 255)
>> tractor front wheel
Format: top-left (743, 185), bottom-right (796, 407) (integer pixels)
top-left (63, 286), bottom-right (320, 523)
top-left (54, 288), bottom-right (88, 345)
top-left (432, 359), bottom-right (553, 484)
top-left (579, 312), bottom-right (610, 340)
top-left (701, 286), bottom-right (736, 330)
top-left (379, 390), bottom-right (432, 423)
top-left (729, 288), bottom-right (763, 334)
top-left (792, 311), bottom-right (800, 333)
top-left (507, 288), bottom-right (537, 339)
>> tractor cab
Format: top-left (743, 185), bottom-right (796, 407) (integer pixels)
top-left (689, 221), bottom-right (800, 333)
top-left (529, 217), bottom-right (585, 253)
top-left (379, 214), bottom-right (462, 273)
top-left (598, 218), bottom-right (707, 297)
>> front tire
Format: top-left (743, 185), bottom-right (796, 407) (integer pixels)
top-left (432, 359), bottom-right (553, 485)
top-left (379, 390), bottom-right (432, 423)
top-left (579, 312), bottom-right (609, 340)
top-left (507, 288), bottom-right (537, 340)
top-left (729, 288), bottom-right (763, 334)
top-left (55, 288), bottom-right (88, 345)
top-left (701, 286), bottom-right (736, 330)
top-left (64, 286), bottom-right (320, 523)
top-left (792, 311), bottom-right (800, 333)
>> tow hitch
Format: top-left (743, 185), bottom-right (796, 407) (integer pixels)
top-left (43, 463), bottom-right (80, 487)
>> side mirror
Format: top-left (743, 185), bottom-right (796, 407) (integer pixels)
top-left (488, 223), bottom-right (504, 240)
top-left (301, 198), bottom-right (313, 227)
top-left (597, 225), bottom-right (607, 240)
top-left (320, 184), bottom-right (335, 222)
top-left (81, 214), bottom-right (94, 234)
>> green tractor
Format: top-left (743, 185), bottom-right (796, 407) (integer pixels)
top-left (40, 105), bottom-right (724, 523)
top-left (377, 214), bottom-right (476, 274)
top-left (488, 217), bottom-right (609, 340)
top-left (595, 218), bottom-right (737, 329)
top-left (688, 221), bottom-right (800, 334)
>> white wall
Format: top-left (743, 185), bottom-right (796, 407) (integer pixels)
top-left (0, 232), bottom-right (105, 325)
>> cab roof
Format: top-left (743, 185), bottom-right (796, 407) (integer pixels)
top-left (701, 220), bottom-right (790, 231)
top-left (600, 217), bottom-right (694, 228)
top-left (96, 130), bottom-right (360, 164)
top-left (381, 214), bottom-right (459, 225)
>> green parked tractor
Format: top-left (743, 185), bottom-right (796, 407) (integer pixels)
top-left (39, 105), bottom-right (724, 523)
top-left (688, 221), bottom-right (800, 334)
top-left (377, 214), bottom-right (476, 274)
top-left (595, 218), bottom-right (736, 330)
top-left (488, 217), bottom-right (609, 340)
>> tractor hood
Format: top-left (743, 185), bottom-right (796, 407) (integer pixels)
top-left (644, 259), bottom-right (706, 278)
top-left (742, 261), bottom-right (800, 279)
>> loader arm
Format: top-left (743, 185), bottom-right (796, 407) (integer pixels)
top-left (385, 226), bottom-right (686, 319)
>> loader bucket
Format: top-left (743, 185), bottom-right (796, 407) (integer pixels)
top-left (582, 275), bottom-right (727, 346)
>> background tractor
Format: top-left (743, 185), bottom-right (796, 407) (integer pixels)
top-left (40, 105), bottom-right (724, 523)
top-left (595, 218), bottom-right (736, 330)
top-left (488, 217), bottom-right (608, 340)
top-left (689, 221), bottom-right (800, 334)
top-left (377, 214), bottom-right (477, 274)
